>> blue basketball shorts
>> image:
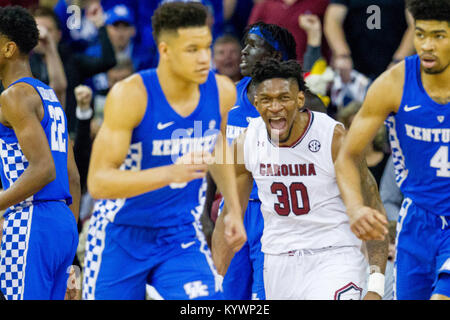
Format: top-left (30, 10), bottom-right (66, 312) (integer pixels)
top-left (222, 199), bottom-right (265, 300)
top-left (394, 197), bottom-right (450, 299)
top-left (0, 201), bottom-right (78, 300)
top-left (82, 209), bottom-right (223, 300)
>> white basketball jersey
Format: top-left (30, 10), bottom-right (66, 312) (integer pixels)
top-left (244, 110), bottom-right (361, 254)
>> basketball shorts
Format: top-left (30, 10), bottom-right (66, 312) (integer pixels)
top-left (222, 199), bottom-right (265, 300)
top-left (395, 197), bottom-right (450, 299)
top-left (82, 209), bottom-right (223, 300)
top-left (0, 201), bottom-right (78, 300)
top-left (264, 246), bottom-right (367, 300)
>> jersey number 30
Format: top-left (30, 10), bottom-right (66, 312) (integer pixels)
top-left (430, 146), bottom-right (450, 177)
top-left (271, 182), bottom-right (310, 216)
top-left (48, 105), bottom-right (66, 153)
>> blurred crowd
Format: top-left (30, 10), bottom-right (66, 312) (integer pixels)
top-left (0, 0), bottom-right (416, 299)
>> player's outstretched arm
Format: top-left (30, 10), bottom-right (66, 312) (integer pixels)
top-left (212, 131), bottom-right (253, 275)
top-left (87, 75), bottom-right (211, 199)
top-left (335, 64), bottom-right (404, 241)
top-left (0, 85), bottom-right (57, 210)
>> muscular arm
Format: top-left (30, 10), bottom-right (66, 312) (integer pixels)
top-left (211, 131), bottom-right (253, 275)
top-left (0, 85), bottom-right (56, 210)
top-left (208, 74), bottom-right (246, 252)
top-left (335, 63), bottom-right (404, 240)
top-left (333, 124), bottom-right (389, 297)
top-left (87, 75), bottom-right (208, 199)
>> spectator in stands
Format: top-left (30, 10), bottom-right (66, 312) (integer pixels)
top-left (248, 0), bottom-right (331, 64)
top-left (324, 0), bottom-right (415, 81)
top-left (223, 0), bottom-right (254, 39)
top-left (213, 34), bottom-right (242, 83)
top-left (31, 6), bottom-right (116, 136)
top-left (31, 8), bottom-right (67, 106)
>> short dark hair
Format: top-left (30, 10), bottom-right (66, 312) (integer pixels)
top-left (243, 22), bottom-right (297, 61)
top-left (31, 6), bottom-right (61, 31)
top-left (0, 6), bottom-right (39, 54)
top-left (252, 58), bottom-right (306, 92)
top-left (152, 2), bottom-right (208, 42)
top-left (406, 0), bottom-right (450, 22)
top-left (213, 34), bottom-right (241, 49)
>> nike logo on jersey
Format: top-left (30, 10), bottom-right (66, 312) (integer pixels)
top-left (404, 105), bottom-right (421, 112)
top-left (157, 121), bottom-right (174, 130)
top-left (230, 105), bottom-right (240, 111)
top-left (181, 241), bottom-right (196, 249)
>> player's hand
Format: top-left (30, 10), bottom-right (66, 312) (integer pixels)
top-left (348, 206), bottom-right (388, 241)
top-left (223, 212), bottom-right (247, 253)
top-left (170, 151), bottom-right (214, 184)
top-left (74, 85), bottom-right (93, 110)
top-left (363, 291), bottom-right (382, 300)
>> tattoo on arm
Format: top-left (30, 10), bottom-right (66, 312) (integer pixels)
top-left (360, 158), bottom-right (389, 274)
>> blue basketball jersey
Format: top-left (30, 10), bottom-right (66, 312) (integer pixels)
top-left (385, 55), bottom-right (450, 216)
top-left (0, 77), bottom-right (72, 216)
top-left (226, 77), bottom-right (260, 200)
top-left (96, 69), bottom-right (222, 228)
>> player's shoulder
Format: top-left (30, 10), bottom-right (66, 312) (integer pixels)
top-left (0, 82), bottom-right (41, 114)
top-left (103, 73), bottom-right (147, 126)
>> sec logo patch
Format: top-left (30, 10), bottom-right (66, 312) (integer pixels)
top-left (308, 140), bottom-right (321, 152)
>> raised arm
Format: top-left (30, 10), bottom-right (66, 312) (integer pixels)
top-left (0, 85), bottom-right (56, 210)
top-left (332, 124), bottom-right (389, 299)
top-left (211, 130), bottom-right (253, 275)
top-left (87, 75), bottom-right (210, 199)
top-left (335, 63), bottom-right (404, 241)
top-left (324, 3), bottom-right (352, 82)
top-left (208, 74), bottom-right (246, 252)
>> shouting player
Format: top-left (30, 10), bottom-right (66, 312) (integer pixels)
top-left (213, 58), bottom-right (389, 300)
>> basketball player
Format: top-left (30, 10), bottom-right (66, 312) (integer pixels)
top-left (335, 0), bottom-right (450, 300)
top-left (214, 58), bottom-right (389, 300)
top-left (204, 22), bottom-right (298, 300)
top-left (0, 6), bottom-right (80, 300)
top-left (82, 2), bottom-right (245, 300)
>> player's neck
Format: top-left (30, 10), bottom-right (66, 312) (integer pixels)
top-left (421, 65), bottom-right (450, 94)
top-left (1, 59), bottom-right (32, 89)
top-left (156, 64), bottom-right (199, 103)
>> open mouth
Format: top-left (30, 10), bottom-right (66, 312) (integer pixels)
top-left (269, 117), bottom-right (287, 135)
top-left (422, 56), bottom-right (437, 69)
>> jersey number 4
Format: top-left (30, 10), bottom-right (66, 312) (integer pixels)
top-left (271, 182), bottom-right (310, 216)
top-left (48, 105), bottom-right (66, 153)
top-left (430, 146), bottom-right (450, 177)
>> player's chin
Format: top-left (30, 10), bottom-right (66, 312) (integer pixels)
top-left (192, 69), bottom-right (210, 83)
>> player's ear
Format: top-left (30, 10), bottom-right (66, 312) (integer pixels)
top-left (158, 40), bottom-right (169, 60)
top-left (3, 41), bottom-right (17, 58)
top-left (297, 90), bottom-right (305, 108)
